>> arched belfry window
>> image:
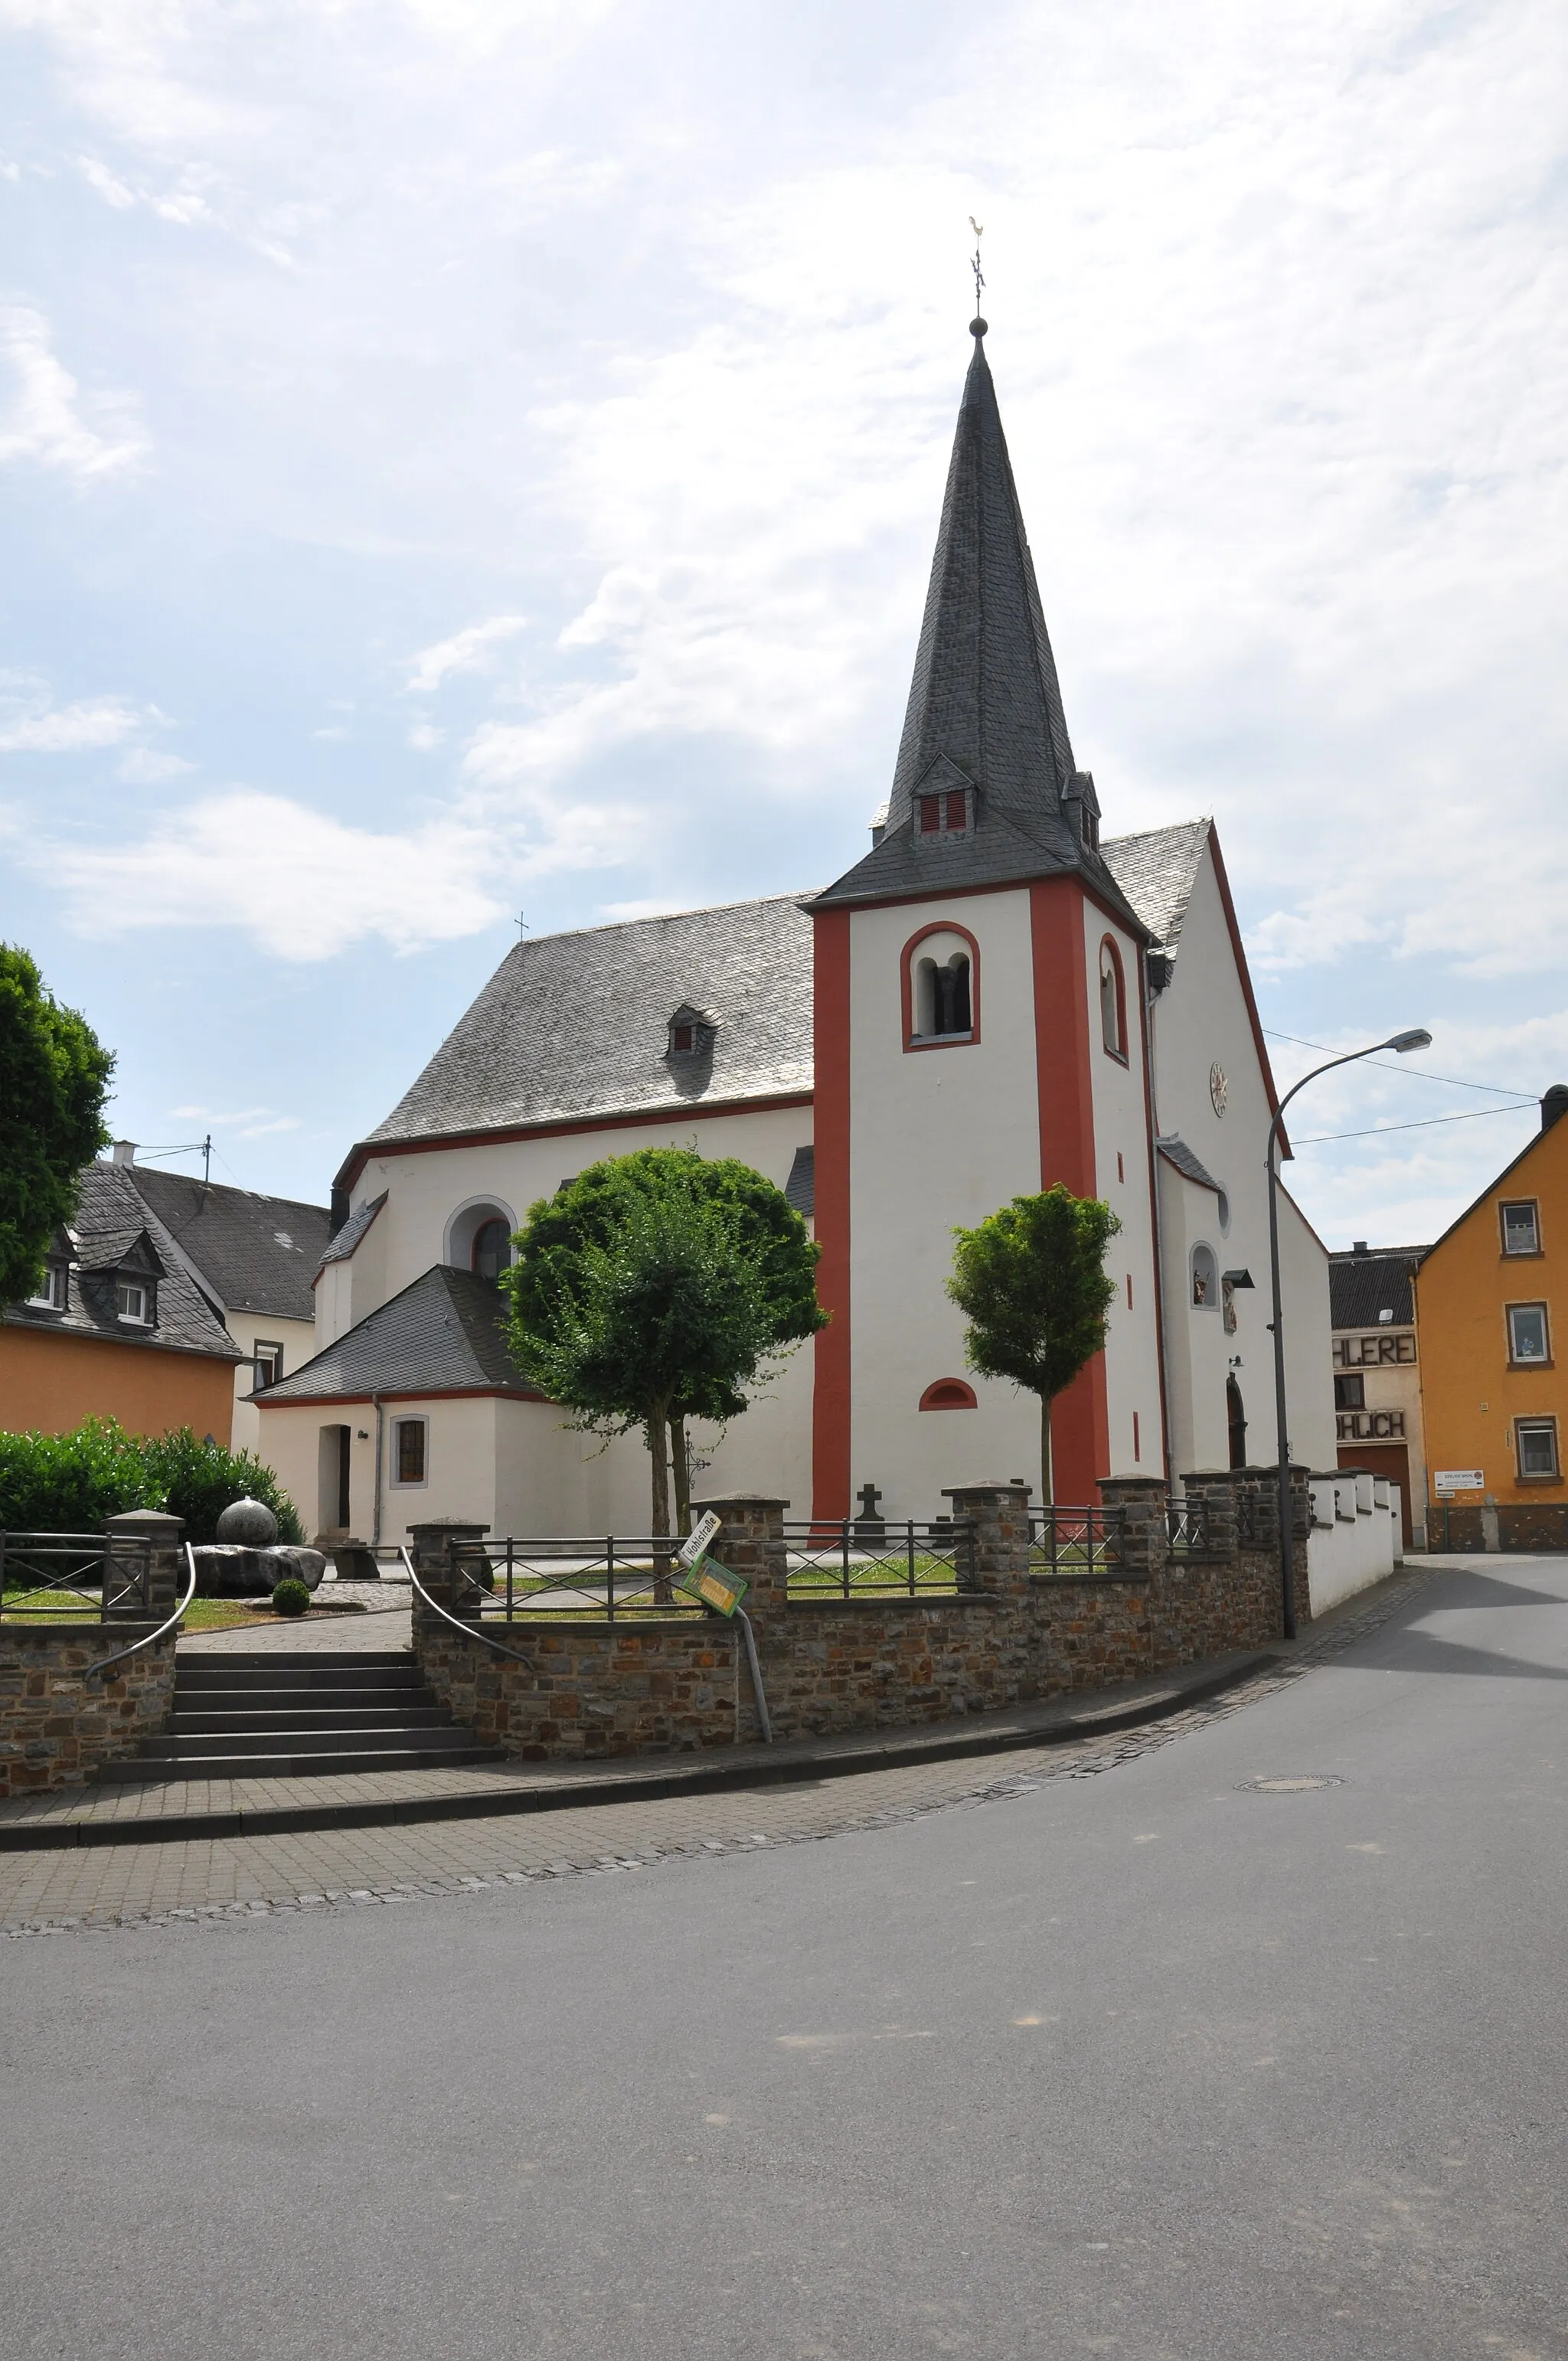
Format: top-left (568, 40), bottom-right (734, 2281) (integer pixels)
top-left (471, 1218), bottom-right (511, 1284)
top-left (446, 1198), bottom-right (517, 1279)
top-left (903, 921), bottom-right (980, 1052)
top-left (1099, 937), bottom-right (1126, 1061)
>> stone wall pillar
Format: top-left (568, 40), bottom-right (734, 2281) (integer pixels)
top-left (689, 1495), bottom-right (789, 1618)
top-left (102, 1508), bottom-right (185, 1620)
top-left (1178, 1472), bottom-right (1240, 1561)
top-left (1097, 1477), bottom-right (1168, 1576)
top-left (407, 1520), bottom-right (491, 1618)
top-left (942, 1482), bottom-right (1034, 1598)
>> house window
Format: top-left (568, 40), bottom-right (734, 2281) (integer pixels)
top-left (1516, 1417), bottom-right (1560, 1481)
top-left (1099, 939), bottom-right (1126, 1060)
top-left (392, 1417), bottom-right (428, 1487)
top-left (1507, 1303), bottom-right (1550, 1364)
top-left (945, 788), bottom-right (967, 832)
top-left (1501, 1200), bottom-right (1540, 1256)
top-left (671, 1024), bottom-right (694, 1052)
top-left (1334, 1373), bottom-right (1365, 1411)
top-left (116, 1278), bottom-right (152, 1324)
top-left (253, 1341), bottom-right (283, 1389)
top-left (27, 1265), bottom-right (67, 1311)
top-left (919, 795), bottom-right (941, 833)
top-left (1191, 1243), bottom-right (1218, 1308)
top-left (471, 1218), bottom-right (511, 1284)
top-left (919, 1377), bottom-right (977, 1411)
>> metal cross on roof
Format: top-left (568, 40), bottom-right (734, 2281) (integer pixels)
top-left (969, 216), bottom-right (985, 322)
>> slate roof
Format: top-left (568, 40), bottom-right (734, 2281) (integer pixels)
top-left (1102, 820), bottom-right (1211, 950)
top-left (1156, 1136), bottom-right (1223, 1194)
top-left (812, 330), bottom-right (1142, 932)
top-left (784, 1145), bottom-right (815, 1217)
top-left (319, 1192), bottom-right (387, 1270)
top-left (1330, 1247), bottom-right (1427, 1331)
top-left (257, 1265), bottom-right (535, 1402)
top-left (127, 1166), bottom-right (332, 1320)
top-left (358, 893), bottom-right (816, 1157)
top-left (1, 1161), bottom-right (243, 1362)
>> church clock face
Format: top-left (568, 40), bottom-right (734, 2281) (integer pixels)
top-left (1210, 1060), bottom-right (1229, 1118)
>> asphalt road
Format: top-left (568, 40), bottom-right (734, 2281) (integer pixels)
top-left (5, 1555), bottom-right (1565, 2361)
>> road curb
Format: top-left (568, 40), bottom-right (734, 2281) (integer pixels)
top-left (0, 1649), bottom-right (1275, 1854)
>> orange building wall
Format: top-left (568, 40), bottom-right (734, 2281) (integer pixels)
top-left (0, 1327), bottom-right (236, 1446)
top-left (1414, 1118), bottom-right (1568, 1509)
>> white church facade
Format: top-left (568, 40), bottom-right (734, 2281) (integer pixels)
top-left (258, 322), bottom-right (1334, 1545)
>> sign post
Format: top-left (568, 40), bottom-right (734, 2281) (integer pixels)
top-left (672, 1514), bottom-right (772, 1745)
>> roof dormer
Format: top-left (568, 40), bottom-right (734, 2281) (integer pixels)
top-left (667, 1004), bottom-right (717, 1059)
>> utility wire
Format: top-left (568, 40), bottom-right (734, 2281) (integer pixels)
top-left (1294, 1102), bottom-right (1537, 1146)
top-left (1263, 1028), bottom-right (1533, 1099)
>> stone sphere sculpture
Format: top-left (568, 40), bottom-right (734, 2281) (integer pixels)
top-left (214, 1495), bottom-right (279, 1547)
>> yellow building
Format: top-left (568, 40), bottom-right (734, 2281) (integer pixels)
top-left (1415, 1086), bottom-right (1568, 1544)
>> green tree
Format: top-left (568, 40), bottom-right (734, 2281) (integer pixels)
top-left (502, 1148), bottom-right (825, 1538)
top-left (0, 946), bottom-right (114, 1306)
top-left (946, 1184), bottom-right (1121, 1506)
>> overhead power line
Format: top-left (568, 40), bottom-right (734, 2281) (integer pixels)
top-left (1294, 1102), bottom-right (1538, 1146)
top-left (1263, 1028), bottom-right (1535, 1099)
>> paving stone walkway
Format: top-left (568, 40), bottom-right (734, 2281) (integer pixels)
top-left (180, 1580), bottom-right (411, 1654)
top-left (0, 1568), bottom-right (1434, 1937)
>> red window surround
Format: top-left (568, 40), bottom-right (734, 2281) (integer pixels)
top-left (920, 1378), bottom-right (978, 1411)
top-left (901, 918), bottom-right (982, 1053)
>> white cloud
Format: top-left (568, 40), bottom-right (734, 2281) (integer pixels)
top-left (406, 616), bottom-right (528, 696)
top-left (0, 677), bottom-right (147, 751)
top-left (34, 784), bottom-right (642, 961)
top-left (118, 746), bottom-right (195, 782)
top-left (0, 306), bottom-right (147, 479)
top-left (172, 1102), bottom-right (302, 1137)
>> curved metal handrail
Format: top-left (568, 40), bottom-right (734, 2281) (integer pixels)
top-left (86, 1542), bottom-right (199, 1681)
top-left (399, 1543), bottom-right (544, 1664)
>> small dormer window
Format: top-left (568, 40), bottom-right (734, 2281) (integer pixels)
top-left (28, 1263), bottom-right (67, 1311)
top-left (667, 1006), bottom-right (716, 1060)
top-left (917, 788), bottom-right (969, 837)
top-left (116, 1278), bottom-right (153, 1324)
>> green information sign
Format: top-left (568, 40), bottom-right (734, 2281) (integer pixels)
top-left (674, 1554), bottom-right (750, 1618)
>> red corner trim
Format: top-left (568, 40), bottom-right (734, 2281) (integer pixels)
top-left (1029, 877), bottom-right (1110, 1497)
top-left (811, 907), bottom-right (852, 1521)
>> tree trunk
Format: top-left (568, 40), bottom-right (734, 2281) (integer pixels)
top-left (1041, 1392), bottom-right (1054, 1511)
top-left (648, 1402), bottom-right (673, 1599)
top-left (671, 1412), bottom-right (691, 1537)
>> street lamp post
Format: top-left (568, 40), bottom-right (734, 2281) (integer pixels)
top-left (1266, 1027), bottom-right (1432, 1638)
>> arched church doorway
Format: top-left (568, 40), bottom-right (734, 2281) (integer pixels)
top-left (1227, 1375), bottom-right (1247, 1470)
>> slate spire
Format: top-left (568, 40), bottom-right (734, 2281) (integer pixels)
top-left (813, 325), bottom-right (1139, 923)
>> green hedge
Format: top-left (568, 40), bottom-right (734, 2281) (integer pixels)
top-left (0, 1419), bottom-right (304, 1546)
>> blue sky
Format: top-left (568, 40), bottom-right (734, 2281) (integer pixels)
top-left (2, 0), bottom-right (1565, 1244)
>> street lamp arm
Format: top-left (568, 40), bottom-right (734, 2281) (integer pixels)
top-left (1262, 1025), bottom-right (1430, 1641)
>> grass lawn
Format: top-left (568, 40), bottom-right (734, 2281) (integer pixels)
top-left (2, 1592), bottom-right (370, 1629)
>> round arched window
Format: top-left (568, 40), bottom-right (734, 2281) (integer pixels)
top-left (472, 1217), bottom-right (512, 1284)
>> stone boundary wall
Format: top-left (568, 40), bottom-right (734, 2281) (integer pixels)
top-left (0, 1625), bottom-right (178, 1798)
top-left (410, 1477), bottom-right (1309, 1762)
top-left (1429, 1501), bottom-right (1568, 1553)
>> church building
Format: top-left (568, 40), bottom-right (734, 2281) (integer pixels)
top-left (257, 321), bottom-right (1334, 1545)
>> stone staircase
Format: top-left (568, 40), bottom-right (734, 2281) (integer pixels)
top-left (103, 1648), bottom-right (504, 1781)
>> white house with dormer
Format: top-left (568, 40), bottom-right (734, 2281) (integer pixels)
top-left (256, 321), bottom-right (1334, 1546)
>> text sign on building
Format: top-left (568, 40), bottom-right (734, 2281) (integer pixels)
top-left (674, 1556), bottom-right (750, 1618)
top-left (1434, 1469), bottom-right (1484, 1496)
top-left (677, 1510), bottom-right (722, 1569)
top-left (1334, 1333), bottom-right (1416, 1368)
top-left (1337, 1410), bottom-right (1407, 1442)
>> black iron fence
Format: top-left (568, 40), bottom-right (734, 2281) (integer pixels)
top-left (435, 1536), bottom-right (710, 1623)
top-left (1166, 1499), bottom-right (1209, 1556)
top-left (782, 1520), bottom-right (975, 1598)
top-left (0, 1530), bottom-right (155, 1621)
top-left (1031, 1507), bottom-right (1123, 1576)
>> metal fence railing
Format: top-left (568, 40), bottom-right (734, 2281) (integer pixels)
top-left (0, 1530), bottom-right (154, 1621)
top-left (436, 1536), bottom-right (710, 1624)
top-left (1166, 1499), bottom-right (1208, 1556)
top-left (782, 1520), bottom-right (975, 1598)
top-left (1031, 1507), bottom-right (1123, 1577)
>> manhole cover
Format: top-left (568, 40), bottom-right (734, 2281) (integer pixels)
top-left (1240, 1774), bottom-right (1346, 1794)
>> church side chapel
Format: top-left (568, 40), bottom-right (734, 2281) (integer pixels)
top-left (258, 312), bottom-right (1334, 1546)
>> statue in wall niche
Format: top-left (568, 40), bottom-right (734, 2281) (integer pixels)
top-left (190, 1497), bottom-right (327, 1598)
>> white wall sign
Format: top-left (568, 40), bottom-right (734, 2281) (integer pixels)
top-left (1434, 1470), bottom-right (1484, 1494)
